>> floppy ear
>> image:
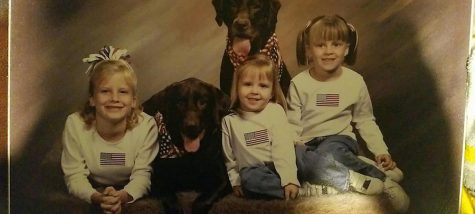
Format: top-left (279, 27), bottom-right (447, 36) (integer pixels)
top-left (267, 0), bottom-right (281, 32)
top-left (142, 89), bottom-right (166, 118)
top-left (210, 86), bottom-right (230, 129)
top-left (212, 0), bottom-right (224, 26)
top-left (345, 23), bottom-right (358, 65)
top-left (142, 83), bottom-right (176, 119)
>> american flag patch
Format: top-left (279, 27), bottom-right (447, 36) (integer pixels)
top-left (316, 94), bottom-right (339, 107)
top-left (100, 152), bottom-right (126, 166)
top-left (244, 129), bottom-right (270, 146)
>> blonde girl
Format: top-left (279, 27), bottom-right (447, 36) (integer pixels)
top-left (222, 54), bottom-right (300, 200)
top-left (289, 15), bottom-right (409, 212)
top-left (61, 46), bottom-right (159, 213)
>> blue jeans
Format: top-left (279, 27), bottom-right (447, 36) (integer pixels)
top-left (240, 163), bottom-right (284, 199)
top-left (296, 135), bottom-right (386, 191)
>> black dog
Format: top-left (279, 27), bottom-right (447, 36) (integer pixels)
top-left (142, 78), bottom-right (231, 214)
top-left (212, 0), bottom-right (291, 95)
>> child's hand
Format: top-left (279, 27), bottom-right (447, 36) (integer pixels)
top-left (117, 190), bottom-right (132, 204)
top-left (284, 184), bottom-right (299, 200)
top-left (376, 154), bottom-right (396, 170)
top-left (101, 186), bottom-right (122, 214)
top-left (233, 186), bottom-right (244, 197)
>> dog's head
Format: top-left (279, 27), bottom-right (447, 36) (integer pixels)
top-left (212, 0), bottom-right (281, 54)
top-left (143, 78), bottom-right (230, 153)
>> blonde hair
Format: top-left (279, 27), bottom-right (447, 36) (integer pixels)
top-left (230, 54), bottom-right (287, 112)
top-left (306, 15), bottom-right (350, 46)
top-left (80, 59), bottom-right (142, 129)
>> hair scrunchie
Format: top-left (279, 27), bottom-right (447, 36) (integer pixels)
top-left (82, 45), bottom-right (130, 76)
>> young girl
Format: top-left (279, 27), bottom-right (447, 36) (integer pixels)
top-left (61, 46), bottom-right (159, 213)
top-left (288, 15), bottom-right (409, 212)
top-left (221, 54), bottom-right (300, 200)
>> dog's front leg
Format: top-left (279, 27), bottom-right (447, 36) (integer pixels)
top-left (191, 197), bottom-right (211, 214)
top-left (191, 166), bottom-right (232, 214)
top-left (159, 194), bottom-right (181, 214)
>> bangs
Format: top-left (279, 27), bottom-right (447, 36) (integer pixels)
top-left (308, 17), bottom-right (349, 43)
top-left (240, 64), bottom-right (273, 82)
top-left (90, 60), bottom-right (138, 95)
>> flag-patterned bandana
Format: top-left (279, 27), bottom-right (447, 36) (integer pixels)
top-left (155, 112), bottom-right (184, 158)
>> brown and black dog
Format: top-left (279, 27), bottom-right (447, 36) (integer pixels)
top-left (212, 0), bottom-right (291, 95)
top-left (142, 78), bottom-right (231, 214)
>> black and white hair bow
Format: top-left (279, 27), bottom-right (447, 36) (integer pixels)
top-left (82, 45), bottom-right (130, 76)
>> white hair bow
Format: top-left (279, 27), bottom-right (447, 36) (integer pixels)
top-left (82, 45), bottom-right (130, 76)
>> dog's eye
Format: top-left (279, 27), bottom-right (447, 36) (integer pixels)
top-left (177, 99), bottom-right (186, 108)
top-left (197, 99), bottom-right (208, 109)
top-left (228, 2), bottom-right (238, 13)
top-left (229, 0), bottom-right (238, 7)
top-left (248, 0), bottom-right (262, 12)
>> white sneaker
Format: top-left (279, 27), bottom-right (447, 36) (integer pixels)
top-left (348, 170), bottom-right (384, 195)
top-left (298, 182), bottom-right (340, 197)
top-left (384, 179), bottom-right (410, 213)
top-left (358, 156), bottom-right (404, 182)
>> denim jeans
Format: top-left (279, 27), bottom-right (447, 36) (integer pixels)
top-left (296, 135), bottom-right (386, 191)
top-left (240, 163), bottom-right (284, 199)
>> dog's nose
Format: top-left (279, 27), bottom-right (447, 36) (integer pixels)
top-left (183, 125), bottom-right (201, 139)
top-left (234, 18), bottom-right (250, 31)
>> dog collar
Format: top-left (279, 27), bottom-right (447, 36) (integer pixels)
top-left (226, 33), bottom-right (284, 81)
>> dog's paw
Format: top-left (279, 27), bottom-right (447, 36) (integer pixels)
top-left (191, 201), bottom-right (212, 214)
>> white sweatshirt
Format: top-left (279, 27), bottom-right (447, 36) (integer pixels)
top-left (286, 67), bottom-right (389, 156)
top-left (61, 112), bottom-right (158, 203)
top-left (222, 103), bottom-right (300, 187)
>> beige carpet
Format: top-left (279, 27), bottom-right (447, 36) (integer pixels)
top-left (210, 193), bottom-right (393, 214)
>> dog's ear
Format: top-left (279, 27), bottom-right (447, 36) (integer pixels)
top-left (212, 0), bottom-right (224, 26)
top-left (142, 92), bottom-right (160, 117)
top-left (267, 0), bottom-right (281, 31)
top-left (142, 83), bottom-right (176, 119)
top-left (210, 86), bottom-right (230, 129)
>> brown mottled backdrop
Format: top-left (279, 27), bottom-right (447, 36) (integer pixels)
top-left (9, 1), bottom-right (470, 213)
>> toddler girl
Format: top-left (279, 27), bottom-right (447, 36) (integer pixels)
top-left (221, 54), bottom-right (300, 200)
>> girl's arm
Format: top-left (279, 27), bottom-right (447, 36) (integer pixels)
top-left (286, 81), bottom-right (303, 142)
top-left (352, 80), bottom-right (389, 157)
top-left (270, 104), bottom-right (300, 187)
top-left (221, 117), bottom-right (241, 187)
top-left (61, 114), bottom-right (98, 203)
top-left (122, 114), bottom-right (159, 202)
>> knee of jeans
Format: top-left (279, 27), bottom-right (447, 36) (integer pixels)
top-left (314, 153), bottom-right (339, 169)
top-left (240, 167), bottom-right (263, 183)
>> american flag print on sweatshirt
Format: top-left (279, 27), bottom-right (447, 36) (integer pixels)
top-left (100, 152), bottom-right (126, 166)
top-left (316, 94), bottom-right (340, 107)
top-left (244, 129), bottom-right (270, 146)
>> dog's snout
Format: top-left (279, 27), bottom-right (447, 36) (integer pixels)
top-left (183, 111), bottom-right (202, 138)
top-left (234, 18), bottom-right (250, 31)
top-left (183, 125), bottom-right (201, 138)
